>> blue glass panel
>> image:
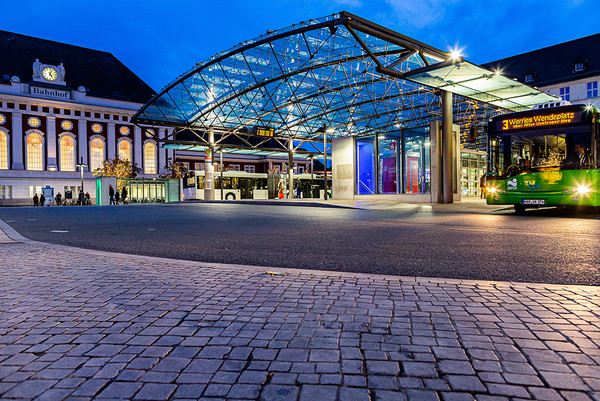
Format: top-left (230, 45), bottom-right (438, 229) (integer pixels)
top-left (356, 136), bottom-right (376, 195)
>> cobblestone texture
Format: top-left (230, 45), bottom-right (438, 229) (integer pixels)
top-left (0, 237), bottom-right (599, 400)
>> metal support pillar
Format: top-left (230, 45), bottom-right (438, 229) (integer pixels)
top-left (310, 157), bottom-right (314, 198)
top-left (220, 150), bottom-right (224, 200)
top-left (441, 90), bottom-right (453, 204)
top-left (323, 132), bottom-right (328, 200)
top-left (204, 128), bottom-right (215, 200)
top-left (288, 139), bottom-right (294, 199)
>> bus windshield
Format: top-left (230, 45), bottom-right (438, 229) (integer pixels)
top-left (488, 126), bottom-right (594, 176)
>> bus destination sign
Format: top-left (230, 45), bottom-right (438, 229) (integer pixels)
top-left (496, 110), bottom-right (582, 132)
top-left (254, 127), bottom-right (276, 137)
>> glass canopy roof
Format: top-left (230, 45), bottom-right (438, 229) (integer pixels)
top-left (132, 12), bottom-right (558, 141)
top-left (402, 61), bottom-right (557, 111)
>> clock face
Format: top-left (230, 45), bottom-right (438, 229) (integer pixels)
top-left (42, 67), bottom-right (58, 81)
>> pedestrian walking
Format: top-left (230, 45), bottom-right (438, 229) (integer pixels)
top-left (33, 193), bottom-right (39, 207)
top-left (78, 191), bottom-right (85, 206)
top-left (85, 192), bottom-right (91, 205)
top-left (121, 187), bottom-right (128, 205)
top-left (109, 184), bottom-right (115, 205)
top-left (115, 189), bottom-right (120, 205)
top-left (40, 193), bottom-right (45, 207)
top-left (480, 173), bottom-right (487, 199)
top-left (55, 192), bottom-right (62, 206)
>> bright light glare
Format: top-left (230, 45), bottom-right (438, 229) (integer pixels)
top-left (450, 50), bottom-right (462, 60)
top-left (489, 187), bottom-right (497, 193)
top-left (577, 185), bottom-right (591, 194)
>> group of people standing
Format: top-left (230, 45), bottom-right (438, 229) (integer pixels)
top-left (32, 191), bottom-right (91, 206)
top-left (108, 185), bottom-right (128, 205)
top-left (32, 193), bottom-right (45, 207)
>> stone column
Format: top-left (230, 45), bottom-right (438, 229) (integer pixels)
top-left (78, 120), bottom-right (88, 165)
top-left (442, 90), bottom-right (453, 204)
top-left (288, 139), bottom-right (294, 199)
top-left (134, 126), bottom-right (142, 167)
top-left (204, 128), bottom-right (214, 200)
top-left (107, 123), bottom-right (116, 159)
top-left (158, 128), bottom-right (167, 174)
top-left (47, 116), bottom-right (57, 170)
top-left (11, 112), bottom-right (23, 169)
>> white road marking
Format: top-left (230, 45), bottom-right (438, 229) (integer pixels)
top-left (50, 230), bottom-right (69, 233)
top-left (27, 219), bottom-right (37, 221)
top-left (148, 228), bottom-right (156, 231)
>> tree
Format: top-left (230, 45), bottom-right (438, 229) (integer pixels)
top-left (161, 161), bottom-right (188, 179)
top-left (92, 157), bottom-right (142, 178)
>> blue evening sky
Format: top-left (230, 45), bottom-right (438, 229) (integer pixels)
top-left (1, 0), bottom-right (596, 92)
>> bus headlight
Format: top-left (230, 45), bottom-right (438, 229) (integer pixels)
top-left (576, 185), bottom-right (591, 194)
top-left (489, 187), bottom-right (497, 193)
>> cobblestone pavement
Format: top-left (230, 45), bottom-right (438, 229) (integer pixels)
top-left (0, 226), bottom-right (599, 400)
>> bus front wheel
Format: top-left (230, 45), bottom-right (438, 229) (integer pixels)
top-left (514, 204), bottom-right (526, 214)
top-left (225, 192), bottom-right (236, 200)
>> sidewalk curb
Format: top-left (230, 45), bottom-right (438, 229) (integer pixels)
top-left (182, 199), bottom-right (356, 209)
top-left (1, 218), bottom-right (599, 292)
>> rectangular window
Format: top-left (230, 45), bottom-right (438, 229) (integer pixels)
top-left (378, 132), bottom-right (401, 194)
top-left (229, 164), bottom-right (241, 171)
top-left (525, 74), bottom-right (534, 83)
top-left (560, 87), bottom-right (570, 101)
top-left (574, 63), bottom-right (585, 72)
top-left (194, 163), bottom-right (204, 171)
top-left (587, 81), bottom-right (598, 98)
top-left (29, 185), bottom-right (42, 198)
top-left (244, 165), bottom-right (256, 173)
top-left (403, 127), bottom-right (431, 194)
top-left (297, 166), bottom-right (304, 174)
top-left (0, 186), bottom-right (12, 199)
top-left (356, 136), bottom-right (376, 195)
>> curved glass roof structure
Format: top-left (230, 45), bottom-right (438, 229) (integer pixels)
top-left (132, 11), bottom-right (557, 141)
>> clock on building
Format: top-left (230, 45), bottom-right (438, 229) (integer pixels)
top-left (42, 67), bottom-right (58, 81)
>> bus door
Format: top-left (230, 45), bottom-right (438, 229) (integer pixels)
top-left (239, 178), bottom-right (249, 199)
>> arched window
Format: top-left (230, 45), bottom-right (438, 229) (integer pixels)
top-left (27, 133), bottom-right (43, 171)
top-left (144, 142), bottom-right (156, 174)
top-left (0, 131), bottom-right (7, 169)
top-left (59, 135), bottom-right (76, 171)
top-left (90, 138), bottom-right (105, 171)
top-left (118, 140), bottom-right (131, 161)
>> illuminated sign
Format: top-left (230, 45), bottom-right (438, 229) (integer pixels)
top-left (254, 127), bottom-right (275, 137)
top-left (496, 111), bottom-right (581, 131)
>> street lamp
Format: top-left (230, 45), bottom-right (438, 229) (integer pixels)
top-left (76, 157), bottom-right (88, 195)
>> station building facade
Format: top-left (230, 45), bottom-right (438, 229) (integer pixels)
top-left (484, 33), bottom-right (600, 110)
top-left (0, 30), bottom-right (178, 205)
top-left (0, 31), bottom-right (309, 205)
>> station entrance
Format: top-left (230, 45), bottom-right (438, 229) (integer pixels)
top-left (132, 11), bottom-right (557, 203)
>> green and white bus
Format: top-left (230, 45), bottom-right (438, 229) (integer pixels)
top-left (486, 103), bottom-right (600, 213)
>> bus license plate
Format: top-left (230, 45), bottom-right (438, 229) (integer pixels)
top-left (522, 199), bottom-right (545, 205)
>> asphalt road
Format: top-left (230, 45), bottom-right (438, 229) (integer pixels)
top-left (1, 203), bottom-right (599, 286)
